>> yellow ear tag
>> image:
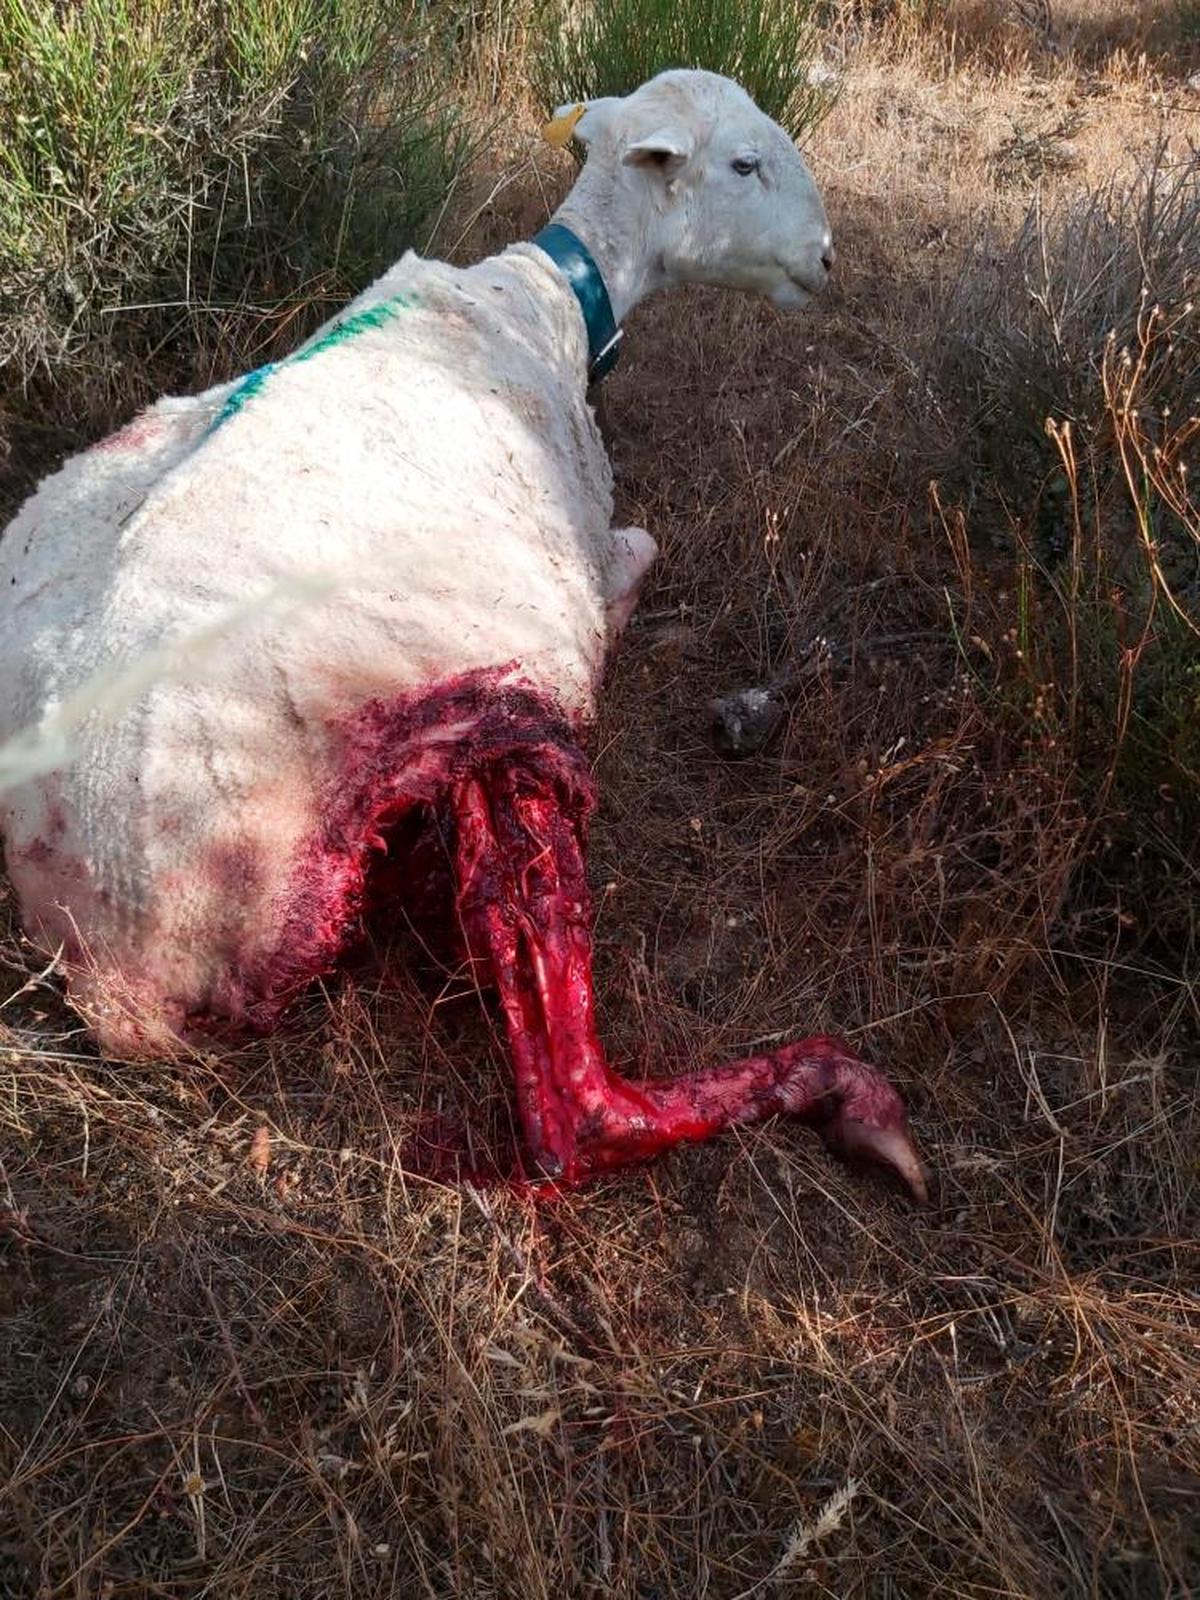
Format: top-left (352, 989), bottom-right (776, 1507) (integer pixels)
top-left (541, 103), bottom-right (587, 148)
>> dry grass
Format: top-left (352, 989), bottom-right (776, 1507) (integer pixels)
top-left (3, 7), bottom-right (1200, 1597)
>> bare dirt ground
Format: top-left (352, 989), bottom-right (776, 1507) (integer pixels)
top-left (2, 8), bottom-right (1199, 1597)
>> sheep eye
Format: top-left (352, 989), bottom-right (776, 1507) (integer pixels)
top-left (731, 155), bottom-right (760, 176)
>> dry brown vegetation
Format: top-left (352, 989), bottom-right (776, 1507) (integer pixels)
top-left (2, 4), bottom-right (1199, 1596)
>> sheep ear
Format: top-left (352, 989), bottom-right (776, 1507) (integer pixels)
top-left (543, 96), bottom-right (622, 149)
top-left (622, 127), bottom-right (694, 176)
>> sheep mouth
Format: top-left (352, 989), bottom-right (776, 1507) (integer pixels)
top-left (770, 277), bottom-right (816, 311)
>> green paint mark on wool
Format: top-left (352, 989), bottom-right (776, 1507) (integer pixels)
top-left (212, 362), bottom-right (278, 429)
top-left (206, 291), bottom-right (414, 434)
top-left (294, 293), bottom-right (413, 362)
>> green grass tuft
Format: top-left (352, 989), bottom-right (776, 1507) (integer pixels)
top-left (529, 0), bottom-right (832, 141)
top-left (0, 0), bottom-right (477, 477)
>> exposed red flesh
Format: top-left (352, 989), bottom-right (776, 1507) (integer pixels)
top-left (448, 750), bottom-right (926, 1197)
top-left (212, 669), bottom-right (592, 1032)
top-left (198, 671), bottom-right (925, 1197)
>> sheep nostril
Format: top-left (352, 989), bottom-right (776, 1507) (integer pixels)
top-left (821, 250), bottom-right (835, 274)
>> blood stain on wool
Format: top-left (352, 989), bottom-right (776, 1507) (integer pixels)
top-left (187, 666), bottom-right (927, 1197)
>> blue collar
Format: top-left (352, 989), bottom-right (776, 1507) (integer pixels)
top-left (532, 222), bottom-right (622, 384)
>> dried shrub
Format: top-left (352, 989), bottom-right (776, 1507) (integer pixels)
top-left (933, 145), bottom-right (1200, 934)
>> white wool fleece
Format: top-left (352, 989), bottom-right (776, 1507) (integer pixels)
top-left (0, 67), bottom-right (835, 1052)
top-left (0, 246), bottom-right (637, 1050)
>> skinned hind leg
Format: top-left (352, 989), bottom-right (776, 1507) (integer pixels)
top-left (447, 751), bottom-right (926, 1198)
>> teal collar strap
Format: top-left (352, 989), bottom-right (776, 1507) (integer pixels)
top-left (532, 222), bottom-right (622, 384)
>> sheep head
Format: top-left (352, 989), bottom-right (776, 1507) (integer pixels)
top-left (552, 70), bottom-right (834, 310)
